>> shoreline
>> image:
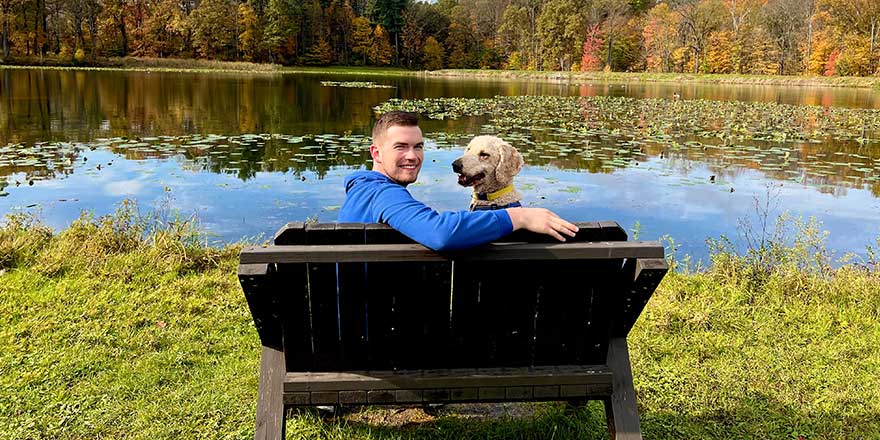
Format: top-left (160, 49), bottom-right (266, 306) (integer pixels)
top-left (2, 56), bottom-right (879, 89)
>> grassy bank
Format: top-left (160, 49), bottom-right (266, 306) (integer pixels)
top-left (1, 204), bottom-right (879, 439)
top-left (3, 56), bottom-right (880, 88)
top-left (427, 69), bottom-right (880, 89)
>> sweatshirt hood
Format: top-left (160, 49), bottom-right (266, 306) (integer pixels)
top-left (344, 170), bottom-right (393, 193)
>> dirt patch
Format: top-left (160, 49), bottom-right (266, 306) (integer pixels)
top-left (343, 403), bottom-right (546, 428)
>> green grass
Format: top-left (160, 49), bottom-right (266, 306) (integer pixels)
top-left (1, 203), bottom-right (879, 439)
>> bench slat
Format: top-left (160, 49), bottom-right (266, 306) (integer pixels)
top-left (283, 365), bottom-right (612, 392)
top-left (240, 241), bottom-right (665, 264)
top-left (335, 223), bottom-right (368, 370)
top-left (363, 225), bottom-right (407, 370)
top-left (273, 222), bottom-right (314, 371)
top-left (304, 224), bottom-right (344, 370)
top-left (532, 259), bottom-right (617, 366)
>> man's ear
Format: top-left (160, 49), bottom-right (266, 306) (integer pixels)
top-left (369, 144), bottom-right (381, 163)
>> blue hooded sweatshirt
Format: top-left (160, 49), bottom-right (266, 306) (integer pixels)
top-left (338, 170), bottom-right (514, 251)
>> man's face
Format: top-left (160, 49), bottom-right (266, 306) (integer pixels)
top-left (370, 125), bottom-right (424, 186)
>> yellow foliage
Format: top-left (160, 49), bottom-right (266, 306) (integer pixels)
top-left (422, 36), bottom-right (444, 70)
top-left (369, 25), bottom-right (393, 66)
top-left (836, 34), bottom-right (874, 76)
top-left (808, 28), bottom-right (839, 75)
top-left (705, 31), bottom-right (735, 74)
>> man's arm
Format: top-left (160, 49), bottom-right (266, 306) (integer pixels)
top-left (373, 185), bottom-right (512, 251)
top-left (373, 186), bottom-right (579, 251)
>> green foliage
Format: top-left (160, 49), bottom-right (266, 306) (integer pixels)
top-left (537, 0), bottom-right (585, 71)
top-left (302, 37), bottom-right (333, 65)
top-left (190, 0), bottom-right (238, 60)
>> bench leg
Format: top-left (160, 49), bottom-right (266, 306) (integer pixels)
top-left (255, 346), bottom-right (286, 440)
top-left (604, 337), bottom-right (642, 440)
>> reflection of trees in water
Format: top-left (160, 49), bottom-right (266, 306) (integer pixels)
top-left (2, 69), bottom-right (879, 195)
top-left (0, 69), bottom-right (389, 145)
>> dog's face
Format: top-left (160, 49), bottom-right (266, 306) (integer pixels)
top-left (451, 135), bottom-right (524, 193)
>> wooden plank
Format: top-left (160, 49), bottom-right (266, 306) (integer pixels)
top-left (497, 221), bottom-right (605, 243)
top-left (533, 259), bottom-right (620, 366)
top-left (449, 260), bottom-right (490, 368)
top-left (254, 346), bottom-right (286, 440)
top-left (605, 337), bottom-right (643, 440)
top-left (283, 365), bottom-right (612, 392)
top-left (238, 264), bottom-right (283, 350)
top-left (240, 241), bottom-right (665, 264)
top-left (388, 238), bottom-right (452, 370)
top-left (599, 221), bottom-right (628, 241)
top-left (272, 223), bottom-right (313, 371)
top-left (613, 258), bottom-right (668, 337)
top-left (303, 224), bottom-right (342, 371)
top-left (451, 259), bottom-right (537, 368)
top-left (334, 223), bottom-right (368, 370)
top-left (363, 225), bottom-right (408, 370)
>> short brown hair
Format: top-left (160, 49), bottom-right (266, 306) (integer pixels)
top-left (372, 111), bottom-right (419, 141)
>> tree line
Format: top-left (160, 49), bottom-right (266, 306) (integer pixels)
top-left (1, 0), bottom-right (878, 76)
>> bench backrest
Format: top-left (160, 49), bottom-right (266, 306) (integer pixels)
top-left (239, 222), bottom-right (666, 373)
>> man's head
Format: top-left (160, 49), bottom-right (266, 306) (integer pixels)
top-left (370, 111), bottom-right (423, 186)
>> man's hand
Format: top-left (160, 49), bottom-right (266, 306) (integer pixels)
top-left (505, 207), bottom-right (579, 242)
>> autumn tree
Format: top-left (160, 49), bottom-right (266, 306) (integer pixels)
top-left (446, 5), bottom-right (478, 68)
top-left (369, 23), bottom-right (393, 65)
top-left (643, 2), bottom-right (679, 72)
top-left (537, 0), bottom-right (587, 71)
top-left (265, 0), bottom-right (301, 63)
top-left (327, 0), bottom-right (355, 64)
top-left (591, 0), bottom-right (630, 70)
top-left (238, 2), bottom-right (261, 61)
top-left (401, 9), bottom-right (424, 68)
top-left (499, 4), bottom-right (532, 68)
top-left (763, 0), bottom-right (811, 75)
top-left (141, 0), bottom-right (186, 58)
top-left (190, 0), bottom-right (237, 59)
top-left (349, 16), bottom-right (371, 64)
top-left (423, 35), bottom-right (444, 69)
top-left (581, 23), bottom-right (603, 71)
top-left (368, 0), bottom-right (407, 63)
top-left (675, 0), bottom-right (724, 73)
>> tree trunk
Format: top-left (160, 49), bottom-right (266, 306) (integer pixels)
top-left (118, 16), bottom-right (128, 55)
top-left (2, 14), bottom-right (8, 59)
top-left (871, 20), bottom-right (876, 73)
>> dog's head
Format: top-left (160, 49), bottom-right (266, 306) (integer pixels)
top-left (451, 135), bottom-right (524, 193)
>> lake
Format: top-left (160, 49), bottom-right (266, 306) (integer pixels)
top-left (1, 68), bottom-right (879, 262)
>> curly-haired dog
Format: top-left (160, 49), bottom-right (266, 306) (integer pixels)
top-left (451, 135), bottom-right (525, 211)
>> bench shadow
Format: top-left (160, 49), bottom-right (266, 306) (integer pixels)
top-left (285, 392), bottom-right (880, 439)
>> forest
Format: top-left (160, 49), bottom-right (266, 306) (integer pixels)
top-left (0, 0), bottom-right (878, 76)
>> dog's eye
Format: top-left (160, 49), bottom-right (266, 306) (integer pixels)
top-left (479, 152), bottom-right (490, 158)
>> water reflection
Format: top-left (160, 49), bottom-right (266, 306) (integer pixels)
top-left (1, 68), bottom-right (879, 258)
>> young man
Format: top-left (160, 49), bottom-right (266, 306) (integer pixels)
top-left (338, 111), bottom-right (579, 251)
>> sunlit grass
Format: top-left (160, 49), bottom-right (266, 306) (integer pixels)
top-left (1, 203), bottom-right (878, 439)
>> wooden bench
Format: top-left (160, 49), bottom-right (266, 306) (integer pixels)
top-left (238, 221), bottom-right (667, 440)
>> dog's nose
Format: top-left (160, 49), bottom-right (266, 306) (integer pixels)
top-left (451, 158), bottom-right (463, 173)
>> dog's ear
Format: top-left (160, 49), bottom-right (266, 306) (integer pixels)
top-left (496, 140), bottom-right (524, 184)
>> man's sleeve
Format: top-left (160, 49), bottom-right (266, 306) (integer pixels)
top-left (372, 185), bottom-right (514, 251)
